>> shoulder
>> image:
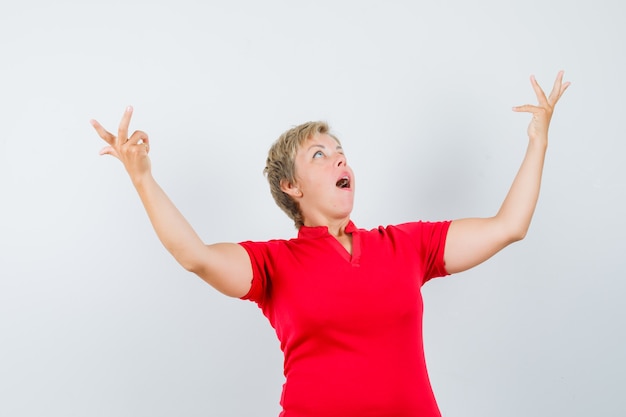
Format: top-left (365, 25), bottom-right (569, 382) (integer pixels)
top-left (358, 221), bottom-right (451, 249)
top-left (239, 238), bottom-right (288, 258)
top-left (362, 221), bottom-right (451, 236)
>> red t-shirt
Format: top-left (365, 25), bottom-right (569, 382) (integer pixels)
top-left (240, 220), bottom-right (450, 417)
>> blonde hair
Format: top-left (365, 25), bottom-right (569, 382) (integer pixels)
top-left (264, 121), bottom-right (340, 229)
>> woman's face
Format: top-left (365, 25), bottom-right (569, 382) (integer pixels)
top-left (285, 132), bottom-right (355, 227)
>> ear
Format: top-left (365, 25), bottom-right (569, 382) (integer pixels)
top-left (280, 179), bottom-right (302, 198)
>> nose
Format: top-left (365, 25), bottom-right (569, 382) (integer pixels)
top-left (335, 153), bottom-right (346, 167)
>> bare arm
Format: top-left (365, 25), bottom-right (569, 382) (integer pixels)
top-left (91, 107), bottom-right (252, 298)
top-left (444, 71), bottom-right (570, 274)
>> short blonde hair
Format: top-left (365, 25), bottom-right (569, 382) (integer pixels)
top-left (264, 121), bottom-right (340, 229)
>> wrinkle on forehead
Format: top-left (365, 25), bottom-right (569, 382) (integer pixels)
top-left (301, 132), bottom-right (342, 149)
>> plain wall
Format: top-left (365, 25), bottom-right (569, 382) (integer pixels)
top-left (1, 0), bottom-right (624, 416)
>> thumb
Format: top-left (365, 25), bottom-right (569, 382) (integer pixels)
top-left (512, 104), bottom-right (538, 113)
top-left (99, 146), bottom-right (119, 158)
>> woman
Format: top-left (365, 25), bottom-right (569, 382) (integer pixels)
top-left (91, 71), bottom-right (569, 416)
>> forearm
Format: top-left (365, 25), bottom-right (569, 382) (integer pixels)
top-left (444, 138), bottom-right (547, 274)
top-left (495, 138), bottom-right (547, 241)
top-left (91, 108), bottom-right (254, 297)
top-left (443, 72), bottom-right (568, 274)
top-left (132, 174), bottom-right (207, 271)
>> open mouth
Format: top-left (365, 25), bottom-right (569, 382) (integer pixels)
top-left (336, 176), bottom-right (351, 189)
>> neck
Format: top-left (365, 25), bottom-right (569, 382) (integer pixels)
top-left (304, 217), bottom-right (351, 237)
top-left (327, 221), bottom-right (349, 237)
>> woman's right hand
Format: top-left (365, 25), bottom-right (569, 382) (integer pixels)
top-left (90, 106), bottom-right (152, 185)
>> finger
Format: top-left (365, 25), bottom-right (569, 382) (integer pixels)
top-left (90, 119), bottom-right (116, 144)
top-left (559, 80), bottom-right (572, 98)
top-left (128, 142), bottom-right (149, 156)
top-left (512, 104), bottom-right (540, 113)
top-left (127, 130), bottom-right (149, 146)
top-left (547, 70), bottom-right (564, 103)
top-left (530, 75), bottom-right (548, 106)
top-left (117, 106), bottom-right (133, 146)
top-left (551, 81), bottom-right (571, 107)
top-left (99, 146), bottom-right (120, 158)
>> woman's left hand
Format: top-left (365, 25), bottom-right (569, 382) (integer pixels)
top-left (513, 70), bottom-right (571, 143)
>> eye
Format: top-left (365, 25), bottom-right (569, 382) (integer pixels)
top-left (313, 150), bottom-right (324, 159)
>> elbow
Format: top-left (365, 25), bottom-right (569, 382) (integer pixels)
top-left (507, 225), bottom-right (529, 243)
top-left (170, 249), bottom-right (204, 275)
top-left (495, 215), bottom-right (530, 244)
top-left (181, 258), bottom-right (204, 275)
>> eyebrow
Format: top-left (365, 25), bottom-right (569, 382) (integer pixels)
top-left (306, 144), bottom-right (343, 152)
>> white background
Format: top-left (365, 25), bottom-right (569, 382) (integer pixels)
top-left (1, 1), bottom-right (624, 416)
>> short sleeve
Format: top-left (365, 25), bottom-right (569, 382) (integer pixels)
top-left (238, 240), bottom-right (276, 306)
top-left (393, 221), bottom-right (451, 284)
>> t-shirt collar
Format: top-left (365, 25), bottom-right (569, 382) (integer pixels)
top-left (297, 220), bottom-right (357, 239)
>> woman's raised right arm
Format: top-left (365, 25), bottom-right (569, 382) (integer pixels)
top-left (91, 106), bottom-right (252, 298)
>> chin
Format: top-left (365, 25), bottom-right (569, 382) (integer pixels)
top-left (337, 204), bottom-right (354, 218)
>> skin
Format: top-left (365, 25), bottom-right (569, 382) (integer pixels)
top-left (445, 71), bottom-right (570, 273)
top-left (279, 134), bottom-right (355, 252)
top-left (91, 71), bottom-right (569, 296)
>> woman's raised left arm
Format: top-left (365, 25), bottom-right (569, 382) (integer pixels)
top-left (444, 71), bottom-right (570, 274)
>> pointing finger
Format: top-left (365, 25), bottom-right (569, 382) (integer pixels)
top-left (90, 119), bottom-right (115, 144)
top-left (117, 106), bottom-right (133, 146)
